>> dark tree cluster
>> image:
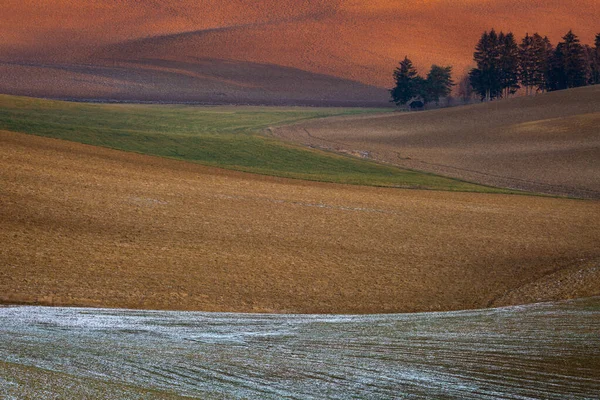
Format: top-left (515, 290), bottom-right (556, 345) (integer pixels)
top-left (470, 29), bottom-right (600, 101)
top-left (390, 57), bottom-right (454, 108)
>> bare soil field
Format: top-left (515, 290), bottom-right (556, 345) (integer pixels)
top-left (2, 299), bottom-right (599, 399)
top-left (3, 1), bottom-right (598, 88)
top-left (276, 86), bottom-right (600, 199)
top-left (0, 59), bottom-right (389, 107)
top-left (2, 130), bottom-right (599, 313)
top-left (2, 1), bottom-right (598, 107)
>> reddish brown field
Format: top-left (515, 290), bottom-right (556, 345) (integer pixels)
top-left (93, 0), bottom-right (599, 87)
top-left (276, 86), bottom-right (600, 199)
top-left (1, 1), bottom-right (598, 104)
top-left (0, 59), bottom-right (388, 107)
top-left (2, 130), bottom-right (599, 313)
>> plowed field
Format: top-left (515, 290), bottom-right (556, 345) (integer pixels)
top-left (2, 130), bottom-right (599, 313)
top-left (276, 86), bottom-right (600, 199)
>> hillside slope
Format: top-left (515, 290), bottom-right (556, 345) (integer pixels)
top-left (0, 59), bottom-right (389, 106)
top-left (275, 86), bottom-right (600, 198)
top-left (93, 0), bottom-right (600, 87)
top-left (1, 1), bottom-right (598, 103)
top-left (2, 130), bottom-right (599, 313)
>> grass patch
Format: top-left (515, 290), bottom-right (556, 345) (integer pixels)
top-left (0, 94), bottom-right (512, 193)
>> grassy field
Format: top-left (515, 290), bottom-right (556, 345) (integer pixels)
top-left (0, 94), bottom-right (508, 193)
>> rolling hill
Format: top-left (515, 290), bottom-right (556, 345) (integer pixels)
top-left (276, 85), bottom-right (600, 198)
top-left (93, 0), bottom-right (600, 87)
top-left (2, 94), bottom-right (487, 190)
top-left (1, 2), bottom-right (599, 313)
top-left (2, 130), bottom-right (599, 313)
top-left (1, 0), bottom-right (598, 103)
top-left (0, 90), bottom-right (598, 312)
top-left (0, 59), bottom-right (389, 106)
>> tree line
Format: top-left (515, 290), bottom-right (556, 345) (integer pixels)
top-left (391, 29), bottom-right (600, 106)
top-left (470, 29), bottom-right (600, 101)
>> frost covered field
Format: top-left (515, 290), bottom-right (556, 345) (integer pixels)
top-left (1, 298), bottom-right (599, 399)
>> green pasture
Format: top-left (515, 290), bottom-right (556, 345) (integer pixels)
top-left (0, 94), bottom-right (511, 193)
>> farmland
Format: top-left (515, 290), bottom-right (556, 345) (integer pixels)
top-left (2, 1), bottom-right (599, 398)
top-left (1, 298), bottom-right (599, 399)
top-left (0, 95), bottom-right (497, 192)
top-left (276, 85), bottom-right (600, 198)
top-left (1, 125), bottom-right (599, 313)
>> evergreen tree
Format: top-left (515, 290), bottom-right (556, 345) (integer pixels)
top-left (583, 45), bottom-right (595, 85)
top-left (548, 30), bottom-right (587, 90)
top-left (425, 65), bottom-right (454, 104)
top-left (547, 44), bottom-right (567, 91)
top-left (390, 56), bottom-right (420, 106)
top-left (589, 33), bottom-right (600, 85)
top-left (498, 32), bottom-right (520, 97)
top-left (469, 29), bottom-right (502, 101)
top-left (413, 76), bottom-right (429, 104)
top-left (562, 30), bottom-right (587, 88)
top-left (457, 74), bottom-right (474, 103)
top-left (519, 33), bottom-right (536, 95)
top-left (532, 34), bottom-right (553, 92)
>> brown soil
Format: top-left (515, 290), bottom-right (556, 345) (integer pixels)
top-left (0, 59), bottom-right (389, 107)
top-left (3, 1), bottom-right (598, 88)
top-left (2, 130), bottom-right (599, 313)
top-left (275, 86), bottom-right (600, 199)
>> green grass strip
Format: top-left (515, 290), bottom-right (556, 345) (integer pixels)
top-left (0, 94), bottom-right (513, 193)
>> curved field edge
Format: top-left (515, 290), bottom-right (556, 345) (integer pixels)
top-left (2, 131), bottom-right (599, 313)
top-left (0, 94), bottom-right (516, 194)
top-left (272, 86), bottom-right (600, 199)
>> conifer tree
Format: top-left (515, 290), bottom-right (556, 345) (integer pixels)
top-left (519, 33), bottom-right (536, 95)
top-left (532, 34), bottom-right (553, 92)
top-left (548, 30), bottom-right (587, 90)
top-left (498, 32), bottom-right (520, 97)
top-left (583, 45), bottom-right (595, 84)
top-left (390, 58), bottom-right (455, 107)
top-left (589, 33), bottom-right (600, 85)
top-left (469, 29), bottom-right (502, 101)
top-left (425, 65), bottom-right (454, 105)
top-left (412, 76), bottom-right (429, 104)
top-left (390, 56), bottom-right (420, 106)
top-left (562, 30), bottom-right (587, 88)
top-left (547, 45), bottom-right (567, 91)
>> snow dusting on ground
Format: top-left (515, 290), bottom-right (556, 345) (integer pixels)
top-left (1, 298), bottom-right (599, 399)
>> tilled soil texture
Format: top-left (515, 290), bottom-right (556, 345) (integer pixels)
top-left (275, 86), bottom-right (600, 199)
top-left (1, 131), bottom-right (599, 313)
top-left (2, 299), bottom-right (599, 399)
top-left (0, 59), bottom-right (390, 108)
top-left (3, 1), bottom-right (599, 88)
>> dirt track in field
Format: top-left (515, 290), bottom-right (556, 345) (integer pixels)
top-left (275, 86), bottom-right (600, 199)
top-left (1, 130), bottom-right (600, 313)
